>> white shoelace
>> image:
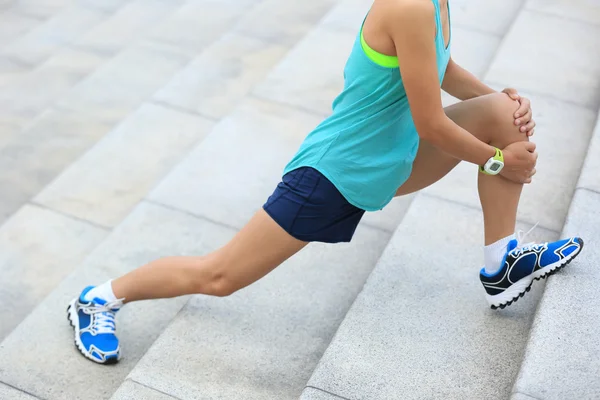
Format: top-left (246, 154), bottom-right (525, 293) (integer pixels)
top-left (87, 299), bottom-right (124, 334)
top-left (513, 222), bottom-right (541, 257)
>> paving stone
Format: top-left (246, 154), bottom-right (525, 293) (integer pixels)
top-left (319, 0), bottom-right (372, 33)
top-left (234, 0), bottom-right (337, 47)
top-left (144, 0), bottom-right (256, 55)
top-left (511, 393), bottom-right (540, 400)
top-left (149, 98), bottom-right (319, 229)
top-left (578, 113), bottom-right (600, 193)
top-left (0, 108), bottom-right (113, 224)
top-left (0, 204), bottom-right (106, 340)
top-left (2, 4), bottom-right (108, 65)
top-left (0, 382), bottom-right (39, 399)
top-left (35, 103), bottom-right (214, 228)
top-left (57, 42), bottom-right (190, 125)
top-left (300, 387), bottom-right (345, 400)
top-left (526, 0), bottom-right (600, 26)
top-left (125, 223), bottom-right (390, 400)
top-left (0, 10), bottom-right (40, 48)
top-left (9, 0), bottom-right (73, 20)
top-left (511, 188), bottom-right (600, 400)
top-left (111, 380), bottom-right (178, 400)
top-left (252, 25), bottom-right (355, 115)
top-left (305, 195), bottom-right (549, 400)
top-left (425, 91), bottom-right (597, 232)
top-left (154, 33), bottom-right (288, 119)
top-left (450, 0), bottom-right (524, 35)
top-left (449, 26), bottom-right (501, 78)
top-left (0, 47), bottom-right (105, 130)
top-left (0, 201), bottom-right (236, 400)
top-left (80, 0), bottom-right (133, 13)
top-left (485, 10), bottom-right (600, 109)
top-left (74, 0), bottom-right (183, 55)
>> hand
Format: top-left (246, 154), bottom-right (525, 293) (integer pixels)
top-left (501, 141), bottom-right (538, 184)
top-left (502, 88), bottom-right (536, 137)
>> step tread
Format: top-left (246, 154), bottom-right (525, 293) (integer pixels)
top-left (511, 114), bottom-right (600, 400)
top-left (302, 194), bottom-right (555, 400)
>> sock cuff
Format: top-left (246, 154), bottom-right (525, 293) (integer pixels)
top-left (485, 234), bottom-right (515, 251)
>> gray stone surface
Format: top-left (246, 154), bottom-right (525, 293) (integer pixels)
top-left (0, 382), bottom-right (39, 400)
top-left (149, 97), bottom-right (320, 229)
top-left (124, 223), bottom-right (390, 400)
top-left (451, 0), bottom-right (524, 35)
top-left (578, 113), bottom-right (600, 193)
top-left (110, 380), bottom-right (177, 400)
top-left (319, 0), bottom-right (371, 33)
top-left (253, 24), bottom-right (354, 115)
top-left (0, 47), bottom-right (105, 130)
top-left (10, 0), bottom-right (72, 20)
top-left (511, 188), bottom-right (600, 400)
top-left (486, 10), bottom-right (600, 109)
top-left (154, 33), bottom-right (288, 119)
top-left (0, 10), bottom-right (40, 48)
top-left (425, 90), bottom-right (597, 232)
top-left (511, 393), bottom-right (540, 400)
top-left (35, 103), bottom-right (214, 228)
top-left (234, 0), bottom-right (337, 47)
top-left (305, 194), bottom-right (548, 400)
top-left (57, 42), bottom-right (190, 125)
top-left (0, 204), bottom-right (107, 340)
top-left (526, 0), bottom-right (600, 26)
top-left (301, 387), bottom-right (346, 400)
top-left (144, 0), bottom-right (256, 55)
top-left (2, 4), bottom-right (108, 65)
top-left (0, 108), bottom-right (113, 224)
top-left (74, 0), bottom-right (181, 55)
top-left (0, 202), bottom-right (236, 400)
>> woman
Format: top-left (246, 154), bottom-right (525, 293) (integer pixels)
top-left (68, 0), bottom-right (584, 364)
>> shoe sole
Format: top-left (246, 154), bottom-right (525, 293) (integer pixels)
top-left (487, 238), bottom-right (584, 310)
top-left (67, 299), bottom-right (120, 365)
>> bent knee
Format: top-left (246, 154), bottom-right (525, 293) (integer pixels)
top-left (486, 92), bottom-right (527, 146)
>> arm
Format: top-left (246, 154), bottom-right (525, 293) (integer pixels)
top-left (385, 0), bottom-right (495, 166)
top-left (442, 58), bottom-right (495, 100)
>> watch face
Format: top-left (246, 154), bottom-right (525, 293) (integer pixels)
top-left (490, 163), bottom-right (500, 171)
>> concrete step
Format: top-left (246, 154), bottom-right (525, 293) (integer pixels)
top-left (299, 1), bottom-right (600, 399)
top-left (510, 111), bottom-right (600, 400)
top-left (300, 194), bottom-right (554, 400)
top-left (0, 200), bottom-right (236, 400)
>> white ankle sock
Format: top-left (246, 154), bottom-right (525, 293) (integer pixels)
top-left (484, 234), bottom-right (515, 275)
top-left (84, 280), bottom-right (117, 303)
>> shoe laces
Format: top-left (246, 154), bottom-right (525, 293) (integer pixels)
top-left (87, 299), bottom-right (124, 335)
top-left (513, 222), bottom-right (541, 256)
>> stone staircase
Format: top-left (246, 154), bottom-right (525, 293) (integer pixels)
top-left (0, 0), bottom-right (598, 399)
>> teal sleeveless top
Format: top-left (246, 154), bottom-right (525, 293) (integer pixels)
top-left (284, 0), bottom-right (452, 211)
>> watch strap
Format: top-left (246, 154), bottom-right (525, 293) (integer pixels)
top-left (480, 148), bottom-right (504, 175)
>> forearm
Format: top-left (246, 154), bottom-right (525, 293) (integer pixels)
top-left (442, 60), bottom-right (496, 100)
top-left (422, 115), bottom-right (496, 166)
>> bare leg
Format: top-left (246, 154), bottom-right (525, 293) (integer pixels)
top-left (112, 209), bottom-right (307, 303)
top-left (395, 92), bottom-right (526, 244)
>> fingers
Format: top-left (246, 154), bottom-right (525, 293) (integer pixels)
top-left (502, 88), bottom-right (520, 101)
top-left (528, 128), bottom-right (535, 137)
top-left (514, 97), bottom-right (530, 119)
top-left (516, 108), bottom-right (533, 128)
top-left (521, 119), bottom-right (536, 134)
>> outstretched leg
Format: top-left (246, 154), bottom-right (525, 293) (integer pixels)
top-left (68, 209), bottom-right (307, 364)
top-left (113, 209), bottom-right (307, 302)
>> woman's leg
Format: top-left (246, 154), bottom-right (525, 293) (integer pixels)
top-left (112, 209), bottom-right (308, 302)
top-left (395, 92), bottom-right (526, 245)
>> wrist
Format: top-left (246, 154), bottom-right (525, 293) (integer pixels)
top-left (480, 147), bottom-right (504, 175)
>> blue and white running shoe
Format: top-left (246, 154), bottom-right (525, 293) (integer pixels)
top-left (67, 286), bottom-right (123, 364)
top-left (480, 235), bottom-right (584, 309)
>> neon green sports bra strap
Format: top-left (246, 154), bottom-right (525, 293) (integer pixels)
top-left (360, 26), bottom-right (399, 68)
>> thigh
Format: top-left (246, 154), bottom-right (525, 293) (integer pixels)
top-left (214, 209), bottom-right (308, 291)
top-left (395, 92), bottom-right (521, 196)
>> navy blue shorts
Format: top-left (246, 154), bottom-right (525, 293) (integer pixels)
top-left (263, 167), bottom-right (365, 243)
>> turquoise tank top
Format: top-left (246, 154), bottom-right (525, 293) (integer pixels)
top-left (284, 0), bottom-right (452, 211)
